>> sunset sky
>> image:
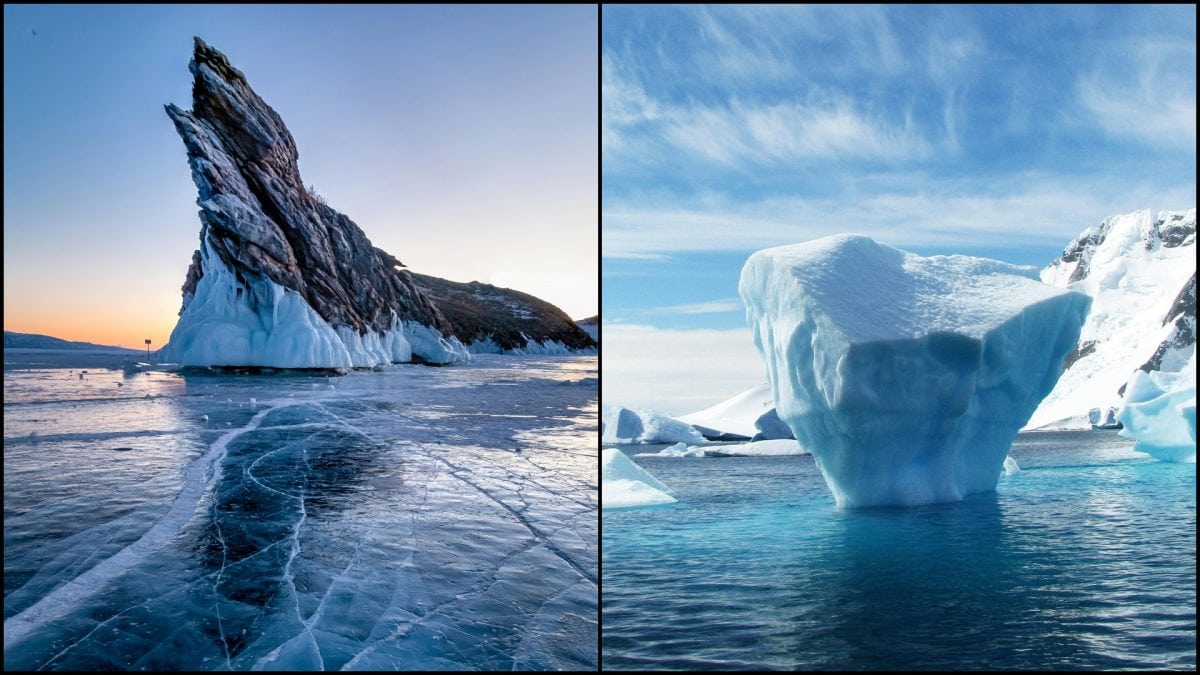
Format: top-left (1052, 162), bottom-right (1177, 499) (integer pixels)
top-left (4, 4), bottom-right (598, 349)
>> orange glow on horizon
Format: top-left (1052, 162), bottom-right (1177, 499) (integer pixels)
top-left (4, 310), bottom-right (177, 351)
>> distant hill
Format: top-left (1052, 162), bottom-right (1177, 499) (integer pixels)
top-left (577, 315), bottom-right (598, 342)
top-left (3, 331), bottom-right (139, 352)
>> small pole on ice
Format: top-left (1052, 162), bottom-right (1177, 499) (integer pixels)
top-left (145, 339), bottom-right (151, 362)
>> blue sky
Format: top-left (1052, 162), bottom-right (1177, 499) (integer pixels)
top-left (602, 4), bottom-right (1196, 413)
top-left (4, 4), bottom-right (597, 348)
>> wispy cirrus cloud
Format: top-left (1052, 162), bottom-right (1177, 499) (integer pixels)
top-left (603, 175), bottom-right (1197, 259)
top-left (657, 298), bottom-right (743, 315)
top-left (1077, 38), bottom-right (1197, 150)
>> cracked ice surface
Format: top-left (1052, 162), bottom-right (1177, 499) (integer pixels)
top-left (3, 355), bottom-right (598, 670)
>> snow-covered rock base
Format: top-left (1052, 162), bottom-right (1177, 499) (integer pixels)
top-left (602, 449), bottom-right (677, 508)
top-left (740, 234), bottom-right (1090, 507)
top-left (466, 336), bottom-right (597, 356)
top-left (162, 244), bottom-right (468, 368)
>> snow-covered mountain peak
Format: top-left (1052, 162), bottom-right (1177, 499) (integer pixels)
top-left (1027, 207), bottom-right (1196, 429)
top-left (1042, 209), bottom-right (1196, 288)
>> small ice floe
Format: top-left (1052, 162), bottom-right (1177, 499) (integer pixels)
top-left (328, 384), bottom-right (336, 390)
top-left (201, 414), bottom-right (209, 422)
top-left (249, 397), bottom-right (257, 407)
top-left (1003, 455), bottom-right (1021, 476)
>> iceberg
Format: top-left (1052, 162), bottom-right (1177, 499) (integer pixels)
top-left (634, 442), bottom-right (706, 458)
top-left (739, 234), bottom-right (1090, 507)
top-left (1116, 352), bottom-right (1197, 462)
top-left (601, 407), bottom-right (706, 445)
top-left (678, 382), bottom-right (771, 440)
top-left (703, 439), bottom-right (808, 457)
top-left (1003, 455), bottom-right (1021, 476)
top-left (752, 408), bottom-right (794, 441)
top-left (602, 449), bottom-right (677, 508)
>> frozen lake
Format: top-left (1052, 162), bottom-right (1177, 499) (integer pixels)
top-left (4, 355), bottom-right (597, 670)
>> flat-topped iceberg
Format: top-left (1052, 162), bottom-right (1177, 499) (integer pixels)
top-left (740, 234), bottom-right (1090, 507)
top-left (602, 449), bottom-right (677, 508)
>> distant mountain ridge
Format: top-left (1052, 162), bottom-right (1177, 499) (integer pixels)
top-left (3, 331), bottom-right (139, 352)
top-left (409, 275), bottom-right (596, 353)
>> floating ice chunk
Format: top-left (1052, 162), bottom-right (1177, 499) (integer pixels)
top-left (601, 407), bottom-right (705, 445)
top-left (1003, 455), bottom-right (1021, 476)
top-left (602, 449), bottom-right (677, 508)
top-left (249, 397), bottom-right (256, 406)
top-left (740, 234), bottom-right (1090, 507)
top-left (753, 408), bottom-right (793, 441)
top-left (201, 415), bottom-right (209, 422)
top-left (1117, 354), bottom-right (1197, 462)
top-left (634, 442), bottom-right (705, 458)
top-left (704, 439), bottom-right (808, 457)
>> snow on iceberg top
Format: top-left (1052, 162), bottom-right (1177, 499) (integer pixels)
top-left (740, 234), bottom-right (1071, 343)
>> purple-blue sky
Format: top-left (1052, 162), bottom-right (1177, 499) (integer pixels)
top-left (4, 4), bottom-right (598, 348)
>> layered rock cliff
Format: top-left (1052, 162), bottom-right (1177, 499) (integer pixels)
top-left (160, 38), bottom-right (590, 367)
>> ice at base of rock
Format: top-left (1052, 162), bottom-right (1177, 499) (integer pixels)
top-left (1117, 353), bottom-right (1197, 462)
top-left (162, 243), bottom-right (468, 368)
top-left (602, 449), bottom-right (677, 508)
top-left (740, 234), bottom-right (1090, 507)
top-left (601, 407), bottom-right (705, 445)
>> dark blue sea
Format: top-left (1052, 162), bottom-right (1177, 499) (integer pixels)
top-left (602, 430), bottom-right (1196, 670)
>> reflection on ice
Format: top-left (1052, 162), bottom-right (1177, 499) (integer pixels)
top-left (3, 355), bottom-right (597, 670)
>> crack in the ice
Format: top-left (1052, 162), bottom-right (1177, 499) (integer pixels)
top-left (211, 516), bottom-right (233, 670)
top-left (3, 401), bottom-right (296, 652)
top-left (418, 451), bottom-right (596, 586)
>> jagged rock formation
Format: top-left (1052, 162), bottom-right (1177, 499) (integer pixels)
top-left (1027, 208), bottom-right (1197, 428)
top-left (409, 275), bottom-right (595, 353)
top-left (160, 38), bottom-right (585, 368)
